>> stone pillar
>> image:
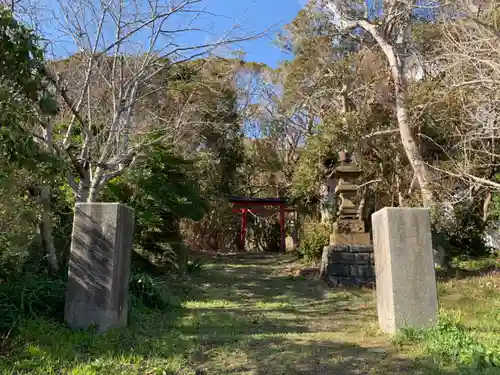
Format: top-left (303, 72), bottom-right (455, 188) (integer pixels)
top-left (65, 203), bottom-right (134, 332)
top-left (371, 207), bottom-right (438, 334)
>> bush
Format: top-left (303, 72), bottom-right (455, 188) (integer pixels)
top-left (0, 275), bottom-right (66, 334)
top-left (0, 271), bottom-right (181, 335)
top-left (186, 258), bottom-right (205, 274)
top-left (128, 272), bottom-right (180, 310)
top-left (297, 221), bottom-right (329, 262)
top-left (395, 313), bottom-right (500, 371)
top-left (103, 145), bottom-right (209, 273)
top-left (433, 201), bottom-right (492, 262)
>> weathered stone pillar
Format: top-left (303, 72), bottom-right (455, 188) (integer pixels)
top-left (65, 203), bottom-right (134, 332)
top-left (371, 207), bottom-right (438, 334)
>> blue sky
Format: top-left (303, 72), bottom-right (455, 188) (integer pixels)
top-left (205, 0), bottom-right (304, 68)
top-left (33, 0), bottom-right (305, 68)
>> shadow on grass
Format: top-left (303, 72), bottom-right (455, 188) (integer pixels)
top-left (199, 336), bottom-right (448, 375)
top-left (184, 253), bottom-right (327, 304)
top-left (1, 253), bottom-right (495, 374)
top-left (436, 257), bottom-right (499, 282)
top-left (1, 316), bottom-right (460, 375)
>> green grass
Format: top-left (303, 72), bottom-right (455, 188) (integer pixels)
top-left (1, 254), bottom-right (499, 374)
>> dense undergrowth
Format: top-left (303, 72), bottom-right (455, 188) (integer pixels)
top-left (0, 270), bottom-right (186, 337)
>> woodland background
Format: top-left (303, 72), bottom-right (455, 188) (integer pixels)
top-left (2, 0), bottom-right (500, 287)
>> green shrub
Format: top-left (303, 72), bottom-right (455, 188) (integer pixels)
top-left (396, 313), bottom-right (500, 371)
top-left (0, 271), bottom-right (181, 335)
top-left (103, 145), bottom-right (209, 273)
top-left (0, 275), bottom-right (66, 334)
top-left (186, 258), bottom-right (205, 274)
top-left (128, 272), bottom-right (180, 310)
top-left (433, 202), bottom-right (492, 261)
top-left (297, 221), bottom-right (329, 262)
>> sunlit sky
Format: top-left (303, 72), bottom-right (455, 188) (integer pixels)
top-left (31, 0), bottom-right (306, 68)
top-left (206, 0), bottom-right (304, 67)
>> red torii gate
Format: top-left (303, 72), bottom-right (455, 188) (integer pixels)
top-left (228, 196), bottom-right (295, 252)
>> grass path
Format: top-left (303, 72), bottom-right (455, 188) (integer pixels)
top-left (2, 253), bottom-right (499, 374)
top-left (181, 253), bottom-right (413, 375)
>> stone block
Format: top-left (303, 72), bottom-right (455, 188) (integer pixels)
top-left (371, 207), bottom-right (438, 334)
top-left (330, 264), bottom-right (349, 276)
top-left (285, 236), bottom-right (296, 252)
top-left (333, 220), bottom-right (366, 233)
top-left (65, 203), bottom-right (134, 332)
top-left (349, 265), bottom-right (362, 277)
top-left (354, 277), bottom-right (375, 287)
top-left (350, 245), bottom-right (374, 253)
top-left (340, 252), bottom-right (355, 264)
top-left (356, 276), bottom-right (375, 286)
top-left (330, 232), bottom-right (371, 246)
top-left (321, 245), bottom-right (375, 288)
top-left (355, 253), bottom-right (371, 264)
top-left (364, 266), bottom-right (375, 278)
top-left (337, 276), bottom-right (355, 286)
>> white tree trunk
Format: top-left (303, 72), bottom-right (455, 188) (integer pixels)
top-left (319, 182), bottom-right (335, 224)
top-left (88, 175), bottom-right (103, 203)
top-left (358, 21), bottom-right (434, 208)
top-left (76, 178), bottom-right (103, 203)
top-left (39, 122), bottom-right (59, 272)
top-left (75, 171), bottom-right (91, 202)
top-left (40, 187), bottom-right (59, 272)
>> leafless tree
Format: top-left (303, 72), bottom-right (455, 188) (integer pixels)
top-left (432, 0), bottom-right (500, 193)
top-left (30, 0), bottom-right (264, 202)
top-left (5, 0), bottom-right (265, 270)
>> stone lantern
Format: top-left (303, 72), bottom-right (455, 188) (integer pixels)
top-left (330, 151), bottom-right (371, 246)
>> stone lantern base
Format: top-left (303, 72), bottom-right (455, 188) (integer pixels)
top-left (330, 220), bottom-right (371, 246)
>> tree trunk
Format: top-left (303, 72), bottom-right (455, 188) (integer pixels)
top-left (74, 168), bottom-right (96, 202)
top-left (483, 190), bottom-right (492, 223)
top-left (76, 181), bottom-right (90, 202)
top-left (87, 168), bottom-right (105, 202)
top-left (319, 182), bottom-right (335, 224)
top-left (88, 183), bottom-right (101, 202)
top-left (39, 121), bottom-right (59, 272)
top-left (40, 187), bottom-right (59, 272)
top-left (359, 21), bottom-right (434, 209)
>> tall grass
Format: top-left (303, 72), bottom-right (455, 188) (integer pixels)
top-left (395, 312), bottom-right (500, 372)
top-left (128, 272), bottom-right (180, 310)
top-left (0, 272), bottom-right (180, 335)
top-left (0, 276), bottom-right (66, 334)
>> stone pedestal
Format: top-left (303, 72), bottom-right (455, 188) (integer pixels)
top-left (371, 207), bottom-right (438, 334)
top-left (65, 203), bottom-right (134, 332)
top-left (320, 245), bottom-right (375, 287)
top-left (330, 220), bottom-right (371, 246)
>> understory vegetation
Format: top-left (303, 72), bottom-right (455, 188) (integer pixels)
top-left (1, 0), bottom-right (500, 373)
